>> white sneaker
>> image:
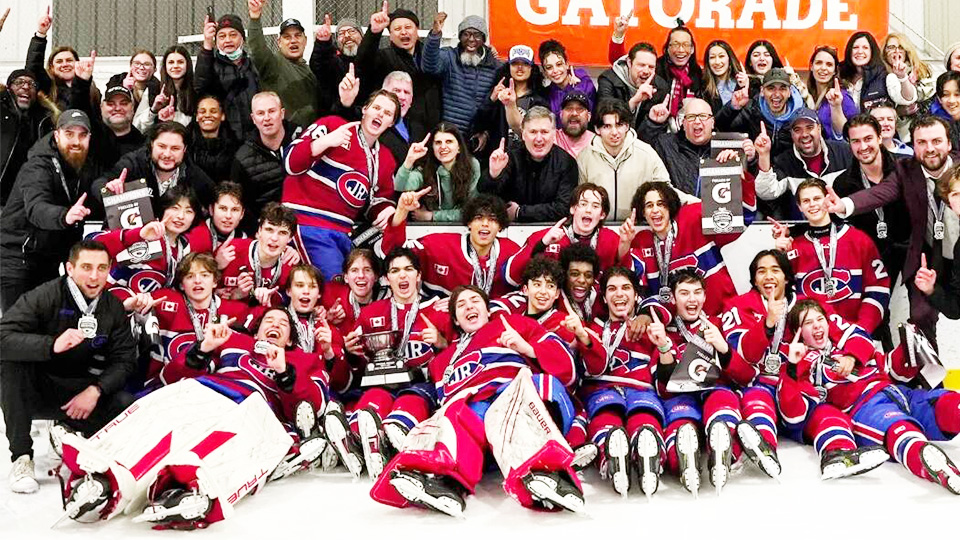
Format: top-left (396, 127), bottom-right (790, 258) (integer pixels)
top-left (9, 455), bottom-right (39, 494)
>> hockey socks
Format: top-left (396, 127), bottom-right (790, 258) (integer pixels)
top-left (888, 420), bottom-right (960, 494)
top-left (741, 387), bottom-right (779, 449)
top-left (809, 406), bottom-right (887, 480)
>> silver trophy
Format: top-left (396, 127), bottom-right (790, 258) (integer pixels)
top-left (360, 330), bottom-right (414, 387)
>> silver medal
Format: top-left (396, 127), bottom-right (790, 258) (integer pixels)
top-left (78, 315), bottom-right (98, 339)
top-left (875, 221), bottom-right (887, 239)
top-left (253, 340), bottom-right (270, 355)
top-left (763, 353), bottom-right (781, 373)
top-left (823, 279), bottom-right (836, 298)
top-left (659, 286), bottom-right (672, 303)
top-left (934, 220), bottom-right (945, 241)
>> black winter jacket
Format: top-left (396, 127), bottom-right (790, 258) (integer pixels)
top-left (0, 134), bottom-right (103, 262)
top-left (0, 276), bottom-right (137, 394)
top-left (194, 48), bottom-right (260, 140)
top-left (638, 118), bottom-right (712, 197)
top-left (1, 89), bottom-right (55, 206)
top-left (25, 35), bottom-right (99, 111)
top-left (91, 147), bottom-right (216, 216)
top-left (69, 77), bottom-right (145, 169)
top-left (188, 121), bottom-right (240, 185)
top-left (231, 121), bottom-right (302, 234)
top-left (478, 145), bottom-right (578, 222)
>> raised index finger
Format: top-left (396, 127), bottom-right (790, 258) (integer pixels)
top-left (420, 313), bottom-right (436, 328)
top-left (414, 186), bottom-right (432, 198)
top-left (499, 314), bottom-right (513, 330)
top-left (921, 253), bottom-right (927, 269)
top-left (760, 122), bottom-right (768, 137)
top-left (381, 0), bottom-right (389, 13)
top-left (324, 13), bottom-right (332, 26)
top-left (498, 137), bottom-right (506, 152)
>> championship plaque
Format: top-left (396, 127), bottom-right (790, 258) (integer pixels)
top-left (666, 342), bottom-right (721, 393)
top-left (360, 330), bottom-right (418, 387)
top-left (102, 178), bottom-right (162, 263)
top-left (700, 132), bottom-right (748, 235)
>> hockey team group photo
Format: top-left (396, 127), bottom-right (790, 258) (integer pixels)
top-left (0, 0), bottom-right (959, 535)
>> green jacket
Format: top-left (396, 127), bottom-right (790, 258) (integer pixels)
top-left (247, 18), bottom-right (318, 127)
top-left (394, 157), bottom-right (480, 222)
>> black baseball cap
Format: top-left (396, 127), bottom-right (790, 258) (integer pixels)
top-left (790, 107), bottom-right (820, 127)
top-left (279, 18), bottom-right (305, 33)
top-left (56, 109), bottom-right (91, 132)
top-left (561, 91), bottom-right (590, 109)
top-left (104, 86), bottom-right (133, 102)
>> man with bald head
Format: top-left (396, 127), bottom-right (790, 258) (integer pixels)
top-left (639, 98), bottom-right (756, 198)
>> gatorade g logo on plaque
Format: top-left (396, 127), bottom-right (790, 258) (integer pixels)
top-left (337, 171), bottom-right (370, 208)
top-left (120, 206), bottom-right (144, 228)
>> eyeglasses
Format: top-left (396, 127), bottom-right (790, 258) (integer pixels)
top-left (10, 78), bottom-right (37, 89)
top-left (884, 45), bottom-right (905, 52)
top-left (668, 42), bottom-right (692, 51)
top-left (684, 113), bottom-right (714, 123)
top-left (131, 61), bottom-right (155, 69)
top-left (461, 30), bottom-right (484, 41)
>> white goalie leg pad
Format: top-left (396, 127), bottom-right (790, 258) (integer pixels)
top-left (484, 368), bottom-right (578, 508)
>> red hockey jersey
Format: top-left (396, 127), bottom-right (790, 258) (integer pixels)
top-left (504, 226), bottom-right (621, 287)
top-left (580, 319), bottom-right (660, 393)
top-left (625, 203), bottom-right (738, 316)
top-left (95, 226), bottom-right (196, 301)
top-left (381, 220), bottom-right (520, 298)
top-left (428, 314), bottom-right (577, 403)
top-left (151, 289), bottom-right (253, 387)
top-left (218, 238), bottom-right (292, 306)
top-left (351, 296), bottom-right (451, 369)
top-left (785, 224), bottom-right (890, 334)
top-left (282, 116), bottom-right (396, 233)
top-left (162, 332), bottom-right (329, 425)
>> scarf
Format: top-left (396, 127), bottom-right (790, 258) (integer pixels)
top-left (668, 63), bottom-right (693, 116)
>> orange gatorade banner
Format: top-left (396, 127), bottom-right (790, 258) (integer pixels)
top-left (489, 0), bottom-right (889, 67)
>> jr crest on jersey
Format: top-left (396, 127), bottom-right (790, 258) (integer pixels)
top-left (443, 350), bottom-right (483, 393)
top-left (337, 170), bottom-right (371, 208)
top-left (609, 348), bottom-right (652, 372)
top-left (799, 268), bottom-right (858, 301)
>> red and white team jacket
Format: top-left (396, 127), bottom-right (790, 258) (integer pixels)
top-left (282, 116), bottom-right (396, 233)
top-left (162, 332), bottom-right (329, 425)
top-left (381, 219), bottom-right (520, 298)
top-left (785, 224), bottom-right (890, 334)
top-left (218, 238), bottom-right (292, 306)
top-left (624, 202), bottom-right (738, 316)
top-left (150, 289), bottom-right (253, 387)
top-left (503, 226), bottom-right (621, 287)
top-left (428, 314), bottom-right (577, 403)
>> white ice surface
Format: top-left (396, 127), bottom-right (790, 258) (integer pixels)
top-left (2, 316), bottom-right (959, 538)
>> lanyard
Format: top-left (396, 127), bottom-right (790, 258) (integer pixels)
top-left (208, 218), bottom-right (236, 252)
top-left (466, 238), bottom-right (499, 294)
top-left (356, 126), bottom-right (381, 207)
top-left (163, 234), bottom-right (187, 287)
top-left (807, 224), bottom-right (838, 297)
top-left (564, 226), bottom-right (599, 251)
top-left (677, 316), bottom-right (714, 356)
top-left (926, 186), bottom-right (946, 241)
top-left (391, 296), bottom-right (421, 359)
top-left (653, 223), bottom-right (676, 301)
top-left (601, 320), bottom-right (628, 361)
top-left (66, 277), bottom-right (99, 316)
top-left (859, 170), bottom-right (887, 237)
top-left (441, 332), bottom-right (475, 386)
top-left (288, 306), bottom-right (316, 353)
top-left (251, 241), bottom-right (281, 289)
top-left (184, 294), bottom-right (219, 341)
top-left (348, 291), bottom-right (362, 320)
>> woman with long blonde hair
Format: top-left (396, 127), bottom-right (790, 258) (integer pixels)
top-left (882, 33), bottom-right (934, 140)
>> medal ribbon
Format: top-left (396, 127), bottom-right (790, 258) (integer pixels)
top-left (808, 224), bottom-right (837, 295)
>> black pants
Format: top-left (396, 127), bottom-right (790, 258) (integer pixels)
top-left (1, 361), bottom-right (134, 461)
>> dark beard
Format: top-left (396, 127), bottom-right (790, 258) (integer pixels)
top-left (61, 148), bottom-right (88, 171)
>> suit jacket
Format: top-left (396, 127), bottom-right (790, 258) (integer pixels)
top-left (847, 153), bottom-right (957, 281)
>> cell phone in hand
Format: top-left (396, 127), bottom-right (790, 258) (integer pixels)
top-left (207, 5), bottom-right (215, 22)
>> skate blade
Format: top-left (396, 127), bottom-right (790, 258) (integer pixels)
top-left (390, 476), bottom-right (465, 518)
top-left (635, 429), bottom-right (662, 498)
top-left (324, 414), bottom-right (363, 479)
top-left (921, 445), bottom-right (960, 495)
top-left (358, 411), bottom-right (385, 481)
top-left (525, 478), bottom-right (586, 515)
top-left (132, 494), bottom-right (210, 523)
top-left (821, 449), bottom-right (888, 481)
top-left (606, 430), bottom-right (630, 497)
top-left (676, 426), bottom-right (701, 496)
top-left (708, 423), bottom-right (732, 494)
top-left (736, 422), bottom-right (781, 479)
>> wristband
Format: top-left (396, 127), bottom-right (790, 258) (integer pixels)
top-left (657, 340), bottom-right (673, 353)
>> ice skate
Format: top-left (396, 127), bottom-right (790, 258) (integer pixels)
top-left (522, 470), bottom-right (585, 513)
top-left (357, 407), bottom-right (387, 481)
top-left (604, 427), bottom-right (631, 497)
top-left (735, 421), bottom-right (781, 479)
top-left (820, 446), bottom-right (888, 480)
top-left (706, 419), bottom-right (732, 495)
top-left (631, 426), bottom-right (663, 500)
top-left (294, 400), bottom-right (321, 440)
top-left (919, 443), bottom-right (960, 495)
top-left (383, 421), bottom-right (410, 455)
top-left (55, 473), bottom-right (112, 525)
top-left (270, 436), bottom-right (329, 481)
top-left (390, 470), bottom-right (466, 517)
top-left (133, 488), bottom-right (213, 527)
top-left (675, 423), bottom-right (701, 497)
top-left (323, 409), bottom-right (364, 478)
top-left (572, 442), bottom-right (598, 471)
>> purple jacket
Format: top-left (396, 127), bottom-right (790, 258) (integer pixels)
top-left (544, 68), bottom-right (596, 125)
top-left (817, 89), bottom-right (858, 141)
